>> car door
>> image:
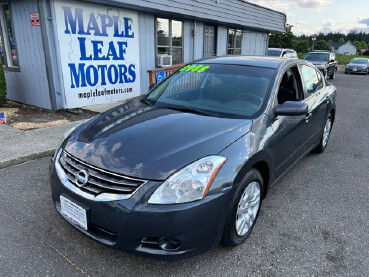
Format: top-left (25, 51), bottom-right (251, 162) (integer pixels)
top-left (270, 65), bottom-right (311, 177)
top-left (299, 65), bottom-right (328, 146)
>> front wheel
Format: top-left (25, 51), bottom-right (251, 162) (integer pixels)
top-left (222, 169), bottom-right (264, 246)
top-left (312, 114), bottom-right (333, 154)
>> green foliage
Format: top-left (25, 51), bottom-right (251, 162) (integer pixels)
top-left (269, 24), bottom-right (295, 48)
top-left (314, 40), bottom-right (330, 51)
top-left (292, 39), bottom-right (309, 53)
top-left (328, 40), bottom-right (333, 44)
top-left (0, 64), bottom-right (6, 105)
top-left (339, 37), bottom-right (345, 43)
top-left (360, 41), bottom-right (368, 50)
top-left (336, 54), bottom-right (369, 65)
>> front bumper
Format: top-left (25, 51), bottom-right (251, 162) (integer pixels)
top-left (49, 159), bottom-right (232, 259)
top-left (345, 67), bottom-right (367, 74)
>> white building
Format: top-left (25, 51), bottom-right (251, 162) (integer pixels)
top-left (330, 42), bottom-right (357, 55)
top-left (1, 0), bottom-right (286, 110)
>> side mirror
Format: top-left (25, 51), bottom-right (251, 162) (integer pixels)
top-left (275, 101), bottom-right (308, 116)
top-left (148, 83), bottom-right (157, 91)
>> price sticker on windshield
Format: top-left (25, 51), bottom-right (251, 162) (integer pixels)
top-left (180, 64), bottom-right (210, 73)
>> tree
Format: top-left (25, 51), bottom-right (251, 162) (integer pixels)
top-left (269, 24), bottom-right (294, 48)
top-left (360, 41), bottom-right (368, 50)
top-left (292, 39), bottom-right (309, 53)
top-left (328, 40), bottom-right (333, 44)
top-left (339, 37), bottom-right (345, 43)
top-left (314, 39), bottom-right (330, 51)
top-left (353, 41), bottom-right (362, 53)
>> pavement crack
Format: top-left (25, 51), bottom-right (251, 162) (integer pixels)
top-left (0, 202), bottom-right (91, 277)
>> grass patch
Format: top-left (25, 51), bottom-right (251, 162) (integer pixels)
top-left (336, 54), bottom-right (369, 65)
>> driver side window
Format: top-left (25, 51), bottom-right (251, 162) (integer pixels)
top-left (277, 66), bottom-right (302, 104)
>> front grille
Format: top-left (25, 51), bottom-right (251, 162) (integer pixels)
top-left (59, 151), bottom-right (145, 197)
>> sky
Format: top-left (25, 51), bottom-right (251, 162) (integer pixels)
top-left (247, 0), bottom-right (369, 36)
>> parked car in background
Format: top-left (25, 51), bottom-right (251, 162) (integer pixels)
top-left (50, 56), bottom-right (336, 259)
top-left (267, 48), bottom-right (298, 58)
top-left (303, 51), bottom-right (337, 79)
top-left (345, 58), bottom-right (369, 74)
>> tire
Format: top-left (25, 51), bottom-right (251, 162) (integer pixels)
top-left (312, 114), bottom-right (333, 154)
top-left (329, 69), bottom-right (336, 79)
top-left (222, 169), bottom-right (264, 246)
top-left (366, 69), bottom-right (369, 75)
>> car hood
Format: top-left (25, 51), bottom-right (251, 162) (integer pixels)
top-left (65, 100), bottom-right (252, 180)
top-left (309, 61), bottom-right (328, 66)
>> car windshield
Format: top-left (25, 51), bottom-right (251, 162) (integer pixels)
top-left (350, 59), bottom-right (368, 64)
top-left (304, 53), bottom-right (329, 62)
top-left (145, 64), bottom-right (275, 119)
top-left (267, 50), bottom-right (282, 57)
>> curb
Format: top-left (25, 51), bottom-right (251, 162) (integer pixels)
top-left (0, 149), bottom-right (55, 170)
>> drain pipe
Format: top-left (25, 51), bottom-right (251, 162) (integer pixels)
top-left (192, 21), bottom-right (196, 61)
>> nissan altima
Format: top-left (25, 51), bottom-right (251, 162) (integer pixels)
top-left (50, 56), bottom-right (336, 259)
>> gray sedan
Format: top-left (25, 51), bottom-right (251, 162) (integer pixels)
top-left (345, 58), bottom-right (369, 74)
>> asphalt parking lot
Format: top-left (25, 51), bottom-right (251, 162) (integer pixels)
top-left (1, 70), bottom-right (368, 277)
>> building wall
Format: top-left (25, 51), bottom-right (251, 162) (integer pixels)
top-left (90, 0), bottom-right (286, 33)
top-left (242, 31), bottom-right (268, 55)
top-left (138, 12), bottom-right (156, 92)
top-left (6, 0), bottom-right (52, 110)
top-left (217, 26), bottom-right (228, 56)
top-left (337, 43), bottom-right (357, 55)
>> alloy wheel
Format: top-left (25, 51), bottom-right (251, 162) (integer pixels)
top-left (322, 118), bottom-right (332, 148)
top-left (235, 182), bottom-right (261, 236)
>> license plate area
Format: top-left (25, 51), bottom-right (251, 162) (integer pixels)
top-left (60, 196), bottom-right (88, 230)
top-left (353, 67), bottom-right (357, 71)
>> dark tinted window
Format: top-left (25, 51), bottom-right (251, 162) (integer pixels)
top-left (267, 50), bottom-right (282, 57)
top-left (304, 53), bottom-right (329, 62)
top-left (146, 64), bottom-right (275, 118)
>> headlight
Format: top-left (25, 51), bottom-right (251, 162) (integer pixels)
top-left (148, 156), bottom-right (227, 204)
top-left (52, 119), bottom-right (89, 160)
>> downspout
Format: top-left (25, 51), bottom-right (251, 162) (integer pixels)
top-left (192, 21), bottom-right (196, 61)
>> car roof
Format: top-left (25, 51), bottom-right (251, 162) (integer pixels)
top-left (193, 55), bottom-right (298, 69)
top-left (268, 48), bottom-right (296, 52)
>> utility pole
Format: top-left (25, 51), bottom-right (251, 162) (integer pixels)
top-left (312, 37), bottom-right (316, 50)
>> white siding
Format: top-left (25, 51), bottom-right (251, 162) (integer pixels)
top-left (337, 43), bottom-right (357, 55)
top-left (242, 31), bottom-right (268, 55)
top-left (138, 12), bottom-right (155, 92)
top-left (183, 20), bottom-right (193, 63)
top-left (217, 26), bottom-right (228, 56)
top-left (86, 0), bottom-right (286, 33)
top-left (6, 0), bottom-right (51, 109)
top-left (193, 22), bottom-right (204, 60)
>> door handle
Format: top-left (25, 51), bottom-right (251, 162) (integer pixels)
top-left (305, 112), bottom-right (312, 122)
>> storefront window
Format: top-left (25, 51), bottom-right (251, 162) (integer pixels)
top-left (227, 28), bottom-right (242, 55)
top-left (156, 18), bottom-right (183, 66)
top-left (0, 4), bottom-right (18, 68)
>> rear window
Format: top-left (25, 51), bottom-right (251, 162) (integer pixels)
top-left (304, 53), bottom-right (329, 62)
top-left (146, 64), bottom-right (275, 118)
top-left (267, 50), bottom-right (282, 57)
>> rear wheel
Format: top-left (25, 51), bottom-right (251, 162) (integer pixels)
top-left (222, 169), bottom-right (264, 246)
top-left (313, 114), bottom-right (333, 154)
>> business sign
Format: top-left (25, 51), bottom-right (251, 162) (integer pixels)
top-left (53, 1), bottom-right (141, 108)
top-left (30, 12), bottom-right (40, 26)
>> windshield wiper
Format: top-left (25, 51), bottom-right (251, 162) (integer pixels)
top-left (156, 105), bottom-right (225, 118)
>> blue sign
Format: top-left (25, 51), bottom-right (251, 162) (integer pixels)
top-left (156, 70), bottom-right (165, 83)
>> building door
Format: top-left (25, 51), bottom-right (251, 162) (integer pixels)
top-left (204, 25), bottom-right (216, 57)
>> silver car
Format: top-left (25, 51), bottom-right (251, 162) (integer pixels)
top-left (267, 48), bottom-right (298, 59)
top-left (345, 58), bottom-right (369, 75)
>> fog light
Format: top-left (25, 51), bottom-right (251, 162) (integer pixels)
top-left (158, 237), bottom-right (181, 252)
